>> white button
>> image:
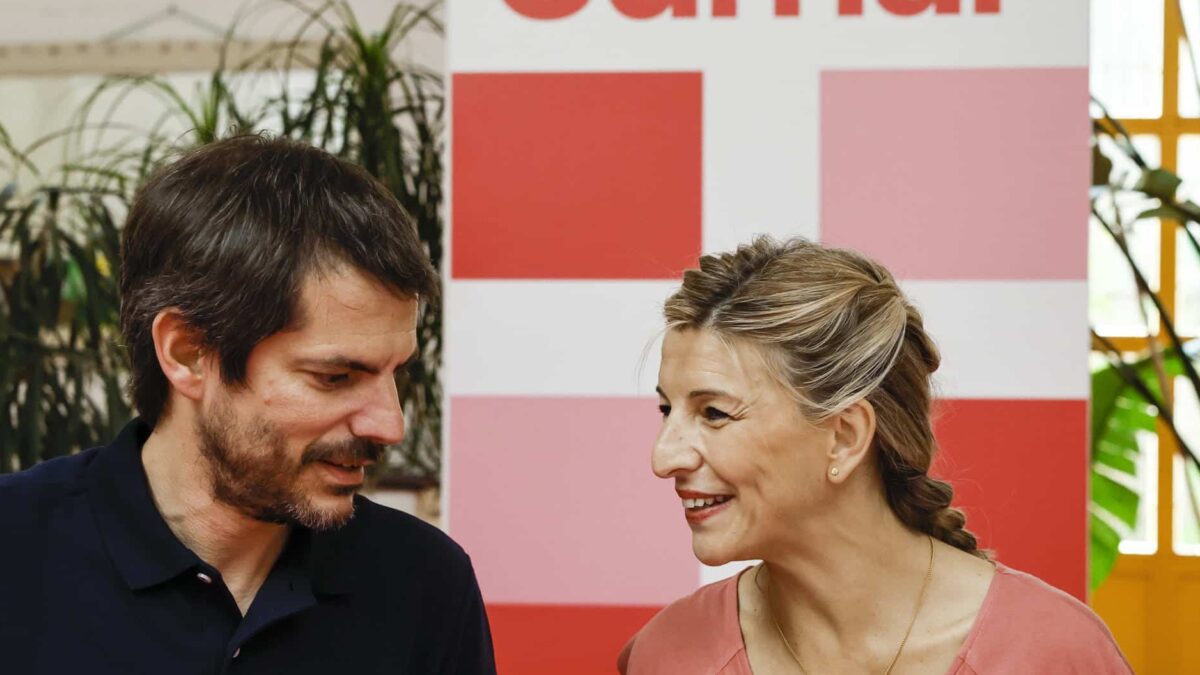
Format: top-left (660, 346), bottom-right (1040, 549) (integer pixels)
top-left (196, 572), bottom-right (213, 584)
top-left (233, 648), bottom-right (241, 658)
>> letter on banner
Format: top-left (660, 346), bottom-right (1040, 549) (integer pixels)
top-left (841, 0), bottom-right (998, 15)
top-left (712, 0), bottom-right (801, 16)
top-left (612, 0), bottom-right (697, 19)
top-left (879, 0), bottom-right (958, 15)
top-left (505, 0), bottom-right (590, 19)
top-left (776, 0), bottom-right (800, 15)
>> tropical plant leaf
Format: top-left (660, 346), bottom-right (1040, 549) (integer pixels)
top-left (1089, 345), bottom-right (1200, 589)
top-left (1134, 167), bottom-right (1183, 201)
top-left (1092, 472), bottom-right (1140, 529)
top-left (1090, 510), bottom-right (1123, 591)
top-left (1093, 143), bottom-right (1114, 187)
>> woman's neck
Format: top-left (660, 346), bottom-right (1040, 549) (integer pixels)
top-left (759, 491), bottom-right (932, 650)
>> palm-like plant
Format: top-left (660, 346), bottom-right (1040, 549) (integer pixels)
top-left (1089, 90), bottom-right (1200, 589)
top-left (0, 1), bottom-right (446, 483)
top-left (0, 129), bottom-right (131, 473)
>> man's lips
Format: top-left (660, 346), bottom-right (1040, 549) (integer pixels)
top-left (315, 459), bottom-right (373, 486)
top-left (317, 459), bottom-right (376, 469)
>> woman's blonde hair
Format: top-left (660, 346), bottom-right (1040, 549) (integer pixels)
top-left (664, 236), bottom-right (986, 558)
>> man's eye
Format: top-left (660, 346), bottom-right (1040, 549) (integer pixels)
top-left (658, 404), bottom-right (671, 418)
top-left (314, 372), bottom-right (350, 387)
top-left (703, 407), bottom-right (730, 422)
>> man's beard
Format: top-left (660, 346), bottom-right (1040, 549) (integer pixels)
top-left (195, 395), bottom-right (384, 531)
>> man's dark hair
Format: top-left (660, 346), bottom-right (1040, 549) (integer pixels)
top-left (120, 134), bottom-right (438, 426)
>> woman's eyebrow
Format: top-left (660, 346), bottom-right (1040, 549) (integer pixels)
top-left (655, 386), bottom-right (737, 400)
top-left (686, 388), bottom-right (735, 400)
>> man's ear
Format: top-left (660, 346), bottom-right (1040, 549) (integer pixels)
top-left (825, 398), bottom-right (877, 484)
top-left (151, 309), bottom-right (208, 404)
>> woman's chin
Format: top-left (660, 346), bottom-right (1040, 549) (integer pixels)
top-left (692, 538), bottom-right (740, 567)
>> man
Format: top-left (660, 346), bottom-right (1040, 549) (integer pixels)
top-left (0, 136), bottom-right (496, 674)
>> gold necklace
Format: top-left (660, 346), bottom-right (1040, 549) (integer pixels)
top-left (756, 535), bottom-right (935, 675)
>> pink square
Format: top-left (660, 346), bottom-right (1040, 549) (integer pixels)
top-left (448, 396), bottom-right (697, 605)
top-left (820, 68), bottom-right (1088, 280)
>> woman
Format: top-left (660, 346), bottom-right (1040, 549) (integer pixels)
top-left (619, 238), bottom-right (1130, 674)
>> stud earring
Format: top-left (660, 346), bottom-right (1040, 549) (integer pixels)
top-left (830, 467), bottom-right (840, 477)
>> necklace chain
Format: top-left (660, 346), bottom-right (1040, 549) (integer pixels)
top-left (757, 535), bottom-right (935, 675)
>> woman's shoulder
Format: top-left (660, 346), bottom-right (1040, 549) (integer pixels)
top-left (955, 563), bottom-right (1131, 674)
top-left (618, 572), bottom-right (749, 675)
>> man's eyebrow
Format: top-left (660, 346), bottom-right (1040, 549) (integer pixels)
top-left (297, 357), bottom-right (380, 375)
top-left (298, 352), bottom-right (420, 374)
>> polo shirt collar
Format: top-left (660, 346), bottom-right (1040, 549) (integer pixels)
top-left (87, 418), bottom-right (201, 590)
top-left (88, 418), bottom-right (354, 596)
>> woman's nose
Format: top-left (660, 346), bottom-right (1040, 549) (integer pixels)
top-left (651, 423), bottom-right (703, 479)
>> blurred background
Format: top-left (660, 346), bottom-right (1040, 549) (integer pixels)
top-left (0, 0), bottom-right (445, 517)
top-left (1089, 2), bottom-right (1200, 672)
top-left (1, 0), bottom-right (1198, 672)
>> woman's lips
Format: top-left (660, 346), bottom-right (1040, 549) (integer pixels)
top-left (683, 497), bottom-right (734, 524)
top-left (677, 490), bottom-right (735, 524)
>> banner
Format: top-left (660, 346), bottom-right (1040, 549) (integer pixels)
top-left (446, 2), bottom-right (1089, 671)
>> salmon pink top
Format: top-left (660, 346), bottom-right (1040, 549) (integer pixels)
top-left (618, 563), bottom-right (1131, 675)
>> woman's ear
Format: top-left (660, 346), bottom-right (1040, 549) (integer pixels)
top-left (825, 398), bottom-right (876, 484)
top-left (151, 309), bottom-right (208, 404)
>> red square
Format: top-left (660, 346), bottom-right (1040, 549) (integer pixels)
top-left (932, 399), bottom-right (1088, 600)
top-left (452, 72), bottom-right (702, 279)
top-left (487, 604), bottom-right (660, 674)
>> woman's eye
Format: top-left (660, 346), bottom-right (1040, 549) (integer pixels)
top-left (703, 406), bottom-right (730, 422)
top-left (658, 404), bottom-right (671, 418)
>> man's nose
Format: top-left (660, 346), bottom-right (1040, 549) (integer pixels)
top-left (348, 376), bottom-right (406, 446)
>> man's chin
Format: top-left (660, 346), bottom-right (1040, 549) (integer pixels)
top-left (298, 493), bottom-right (358, 531)
top-left (242, 492), bottom-right (357, 531)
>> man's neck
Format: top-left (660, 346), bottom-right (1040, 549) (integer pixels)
top-left (140, 413), bottom-right (290, 615)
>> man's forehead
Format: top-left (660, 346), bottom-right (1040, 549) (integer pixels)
top-left (292, 267), bottom-right (419, 331)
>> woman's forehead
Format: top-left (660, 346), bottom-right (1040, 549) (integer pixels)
top-left (659, 328), bottom-right (774, 392)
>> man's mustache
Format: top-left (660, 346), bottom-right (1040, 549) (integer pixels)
top-left (301, 437), bottom-right (385, 465)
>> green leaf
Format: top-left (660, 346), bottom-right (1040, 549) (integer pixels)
top-left (1137, 204), bottom-right (1187, 222)
top-left (1110, 401), bottom-right (1158, 433)
top-left (1090, 344), bottom-right (1200, 588)
top-left (1134, 167), bottom-right (1184, 201)
top-left (1090, 511), bottom-right (1123, 591)
top-left (1176, 200), bottom-right (1200, 222)
top-left (1094, 444), bottom-right (1138, 475)
top-left (1092, 471), bottom-right (1139, 529)
top-left (1093, 143), bottom-right (1114, 187)
top-left (61, 259), bottom-right (86, 304)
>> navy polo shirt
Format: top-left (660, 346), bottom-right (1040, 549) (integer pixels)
top-left (0, 420), bottom-right (496, 674)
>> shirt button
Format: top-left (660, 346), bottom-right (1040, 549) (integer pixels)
top-left (196, 572), bottom-right (213, 584)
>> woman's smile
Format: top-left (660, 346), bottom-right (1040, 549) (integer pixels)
top-left (677, 489), bottom-right (735, 524)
